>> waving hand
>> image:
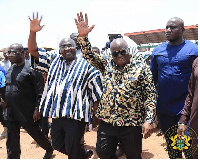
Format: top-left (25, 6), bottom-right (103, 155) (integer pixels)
top-left (28, 12), bottom-right (45, 33)
top-left (75, 12), bottom-right (95, 37)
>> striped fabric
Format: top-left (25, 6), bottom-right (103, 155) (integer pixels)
top-left (37, 50), bottom-right (102, 122)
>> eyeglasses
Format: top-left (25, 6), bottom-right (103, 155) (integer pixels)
top-left (111, 49), bottom-right (127, 57)
top-left (6, 51), bottom-right (21, 56)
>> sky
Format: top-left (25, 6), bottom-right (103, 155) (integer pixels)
top-left (0, 0), bottom-right (199, 50)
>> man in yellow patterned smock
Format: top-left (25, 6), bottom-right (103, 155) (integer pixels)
top-left (75, 12), bottom-right (157, 159)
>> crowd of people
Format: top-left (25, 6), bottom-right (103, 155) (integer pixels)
top-left (0, 11), bottom-right (198, 159)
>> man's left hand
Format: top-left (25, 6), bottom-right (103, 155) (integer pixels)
top-left (142, 122), bottom-right (153, 139)
top-left (74, 12), bottom-right (95, 37)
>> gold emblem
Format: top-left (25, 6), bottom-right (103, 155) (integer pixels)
top-left (170, 134), bottom-right (191, 150)
top-left (164, 125), bottom-right (198, 158)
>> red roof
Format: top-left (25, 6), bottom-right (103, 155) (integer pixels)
top-left (124, 25), bottom-right (198, 45)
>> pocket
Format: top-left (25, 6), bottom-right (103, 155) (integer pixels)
top-left (156, 54), bottom-right (169, 66)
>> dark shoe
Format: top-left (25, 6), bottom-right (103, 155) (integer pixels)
top-left (116, 148), bottom-right (124, 158)
top-left (84, 149), bottom-right (93, 159)
top-left (43, 148), bottom-right (53, 159)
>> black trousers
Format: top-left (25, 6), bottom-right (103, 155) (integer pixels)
top-left (51, 117), bottom-right (87, 159)
top-left (39, 117), bottom-right (50, 138)
top-left (96, 121), bottom-right (142, 159)
top-left (6, 120), bottom-right (52, 159)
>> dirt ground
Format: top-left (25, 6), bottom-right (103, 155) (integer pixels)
top-left (0, 123), bottom-right (169, 159)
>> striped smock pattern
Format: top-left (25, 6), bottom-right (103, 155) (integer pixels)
top-left (37, 50), bottom-right (102, 122)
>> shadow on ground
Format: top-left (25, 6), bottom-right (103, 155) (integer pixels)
top-left (142, 149), bottom-right (154, 159)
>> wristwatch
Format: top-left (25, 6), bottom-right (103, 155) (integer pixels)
top-left (178, 122), bottom-right (186, 125)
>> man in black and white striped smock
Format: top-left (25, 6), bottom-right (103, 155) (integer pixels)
top-left (28, 12), bottom-right (102, 159)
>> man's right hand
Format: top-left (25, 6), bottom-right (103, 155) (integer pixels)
top-left (28, 12), bottom-right (45, 33)
top-left (177, 124), bottom-right (187, 136)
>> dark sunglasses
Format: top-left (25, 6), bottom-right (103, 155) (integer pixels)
top-left (112, 49), bottom-right (127, 57)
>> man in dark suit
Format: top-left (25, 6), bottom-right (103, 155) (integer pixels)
top-left (4, 43), bottom-right (53, 159)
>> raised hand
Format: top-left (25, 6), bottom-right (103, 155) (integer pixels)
top-left (74, 12), bottom-right (95, 37)
top-left (28, 12), bottom-right (45, 33)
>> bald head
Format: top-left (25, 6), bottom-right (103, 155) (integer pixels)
top-left (59, 38), bottom-right (76, 47)
top-left (9, 43), bottom-right (24, 52)
top-left (165, 17), bottom-right (185, 45)
top-left (110, 38), bottom-right (130, 69)
top-left (168, 17), bottom-right (184, 29)
top-left (59, 37), bottom-right (77, 63)
top-left (110, 38), bottom-right (128, 53)
top-left (7, 43), bottom-right (25, 65)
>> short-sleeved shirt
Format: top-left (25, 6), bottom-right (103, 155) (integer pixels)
top-left (37, 50), bottom-right (102, 122)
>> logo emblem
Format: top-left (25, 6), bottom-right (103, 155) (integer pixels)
top-left (170, 134), bottom-right (191, 150)
top-left (164, 125), bottom-right (197, 158)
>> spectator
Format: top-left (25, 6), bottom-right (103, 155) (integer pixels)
top-left (150, 17), bottom-right (198, 159)
top-left (4, 43), bottom-right (53, 159)
top-left (24, 47), bottom-right (31, 66)
top-left (101, 47), bottom-right (105, 54)
top-left (92, 46), bottom-right (100, 55)
top-left (28, 12), bottom-right (102, 159)
top-left (0, 48), bottom-right (11, 72)
top-left (70, 32), bottom-right (82, 58)
top-left (177, 57), bottom-right (198, 159)
top-left (0, 66), bottom-right (6, 77)
top-left (75, 12), bottom-right (157, 159)
top-left (0, 69), bottom-right (6, 140)
top-left (141, 51), bottom-right (152, 66)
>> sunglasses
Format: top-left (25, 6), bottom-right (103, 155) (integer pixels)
top-left (112, 49), bottom-right (127, 57)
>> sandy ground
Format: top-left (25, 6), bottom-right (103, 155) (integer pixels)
top-left (0, 123), bottom-right (169, 159)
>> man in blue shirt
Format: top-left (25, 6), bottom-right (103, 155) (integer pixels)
top-left (150, 17), bottom-right (198, 159)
